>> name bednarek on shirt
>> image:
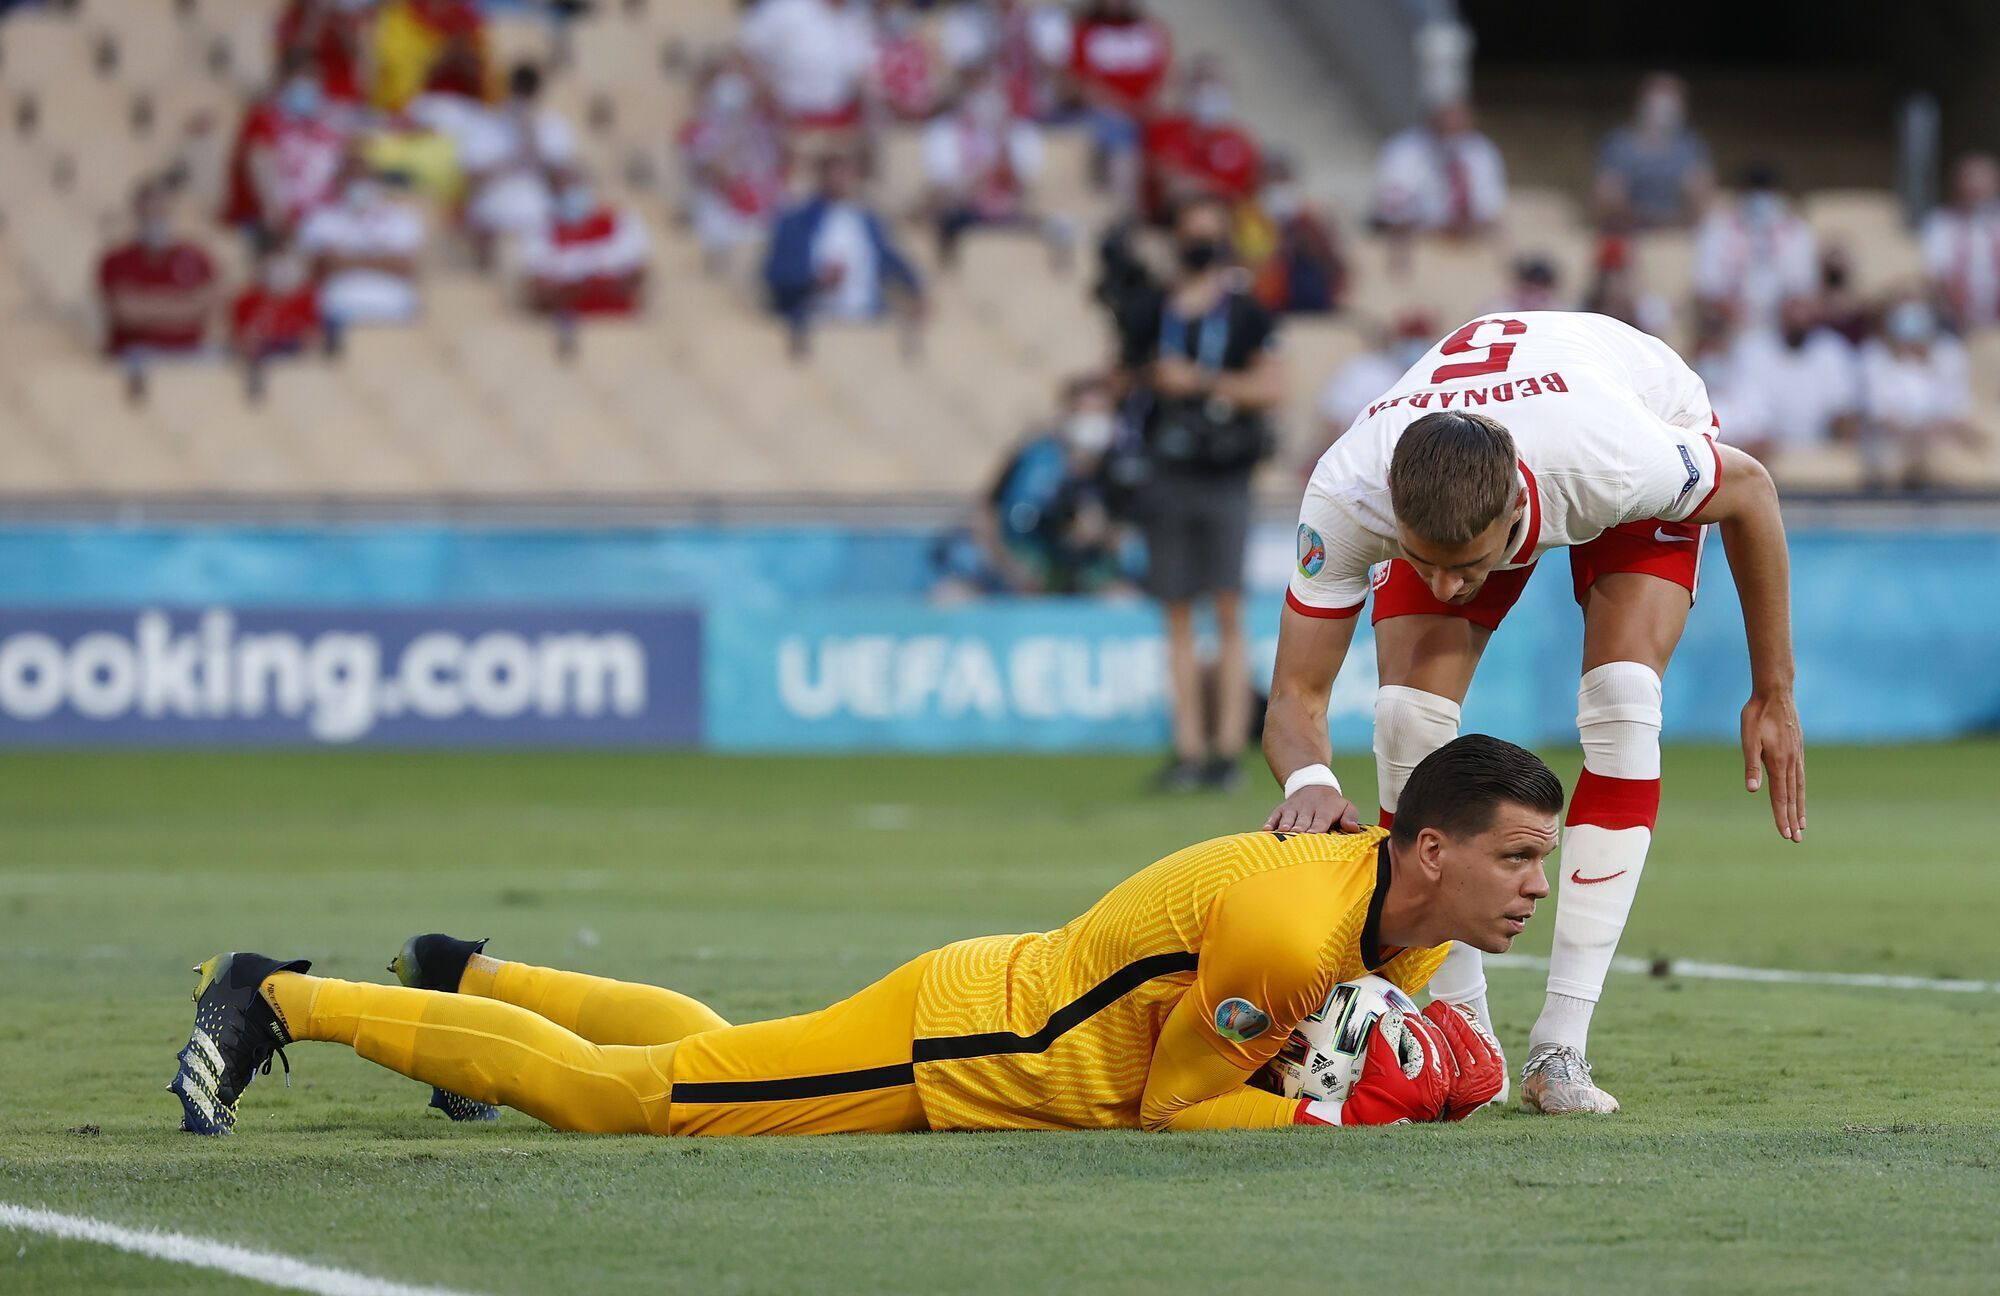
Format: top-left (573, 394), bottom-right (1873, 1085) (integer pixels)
top-left (0, 607), bottom-right (702, 746)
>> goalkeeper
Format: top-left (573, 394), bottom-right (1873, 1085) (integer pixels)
top-left (171, 736), bottom-right (1554, 1137)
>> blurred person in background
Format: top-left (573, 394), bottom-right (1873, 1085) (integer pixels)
top-left (1312, 311), bottom-right (1433, 453)
top-left (1860, 298), bottom-right (1977, 489)
top-left (1141, 58), bottom-right (1261, 225)
top-left (933, 374), bottom-right (1140, 600)
top-left (1371, 99), bottom-right (1506, 239)
top-left (680, 58), bottom-right (788, 274)
top-left (1117, 194), bottom-right (1283, 794)
top-left (231, 245), bottom-right (324, 364)
top-left (297, 155), bottom-right (427, 332)
top-left (941, 0), bottom-right (1073, 120)
top-left (1066, 0), bottom-right (1172, 201)
top-left (1921, 153), bottom-right (2000, 333)
top-left (98, 181), bottom-right (220, 396)
top-left (739, 0), bottom-right (875, 138)
top-left (922, 62), bottom-right (1070, 268)
top-left (1718, 295), bottom-right (1860, 463)
top-left (1580, 236), bottom-right (1673, 338)
top-left (275, 0), bottom-right (371, 110)
top-left (519, 169), bottom-right (650, 318)
top-left (873, 0), bottom-right (940, 124)
top-left (1693, 162), bottom-right (1816, 330)
top-left (412, 62), bottom-right (577, 268)
top-left (1812, 243), bottom-right (1871, 345)
top-left (222, 55), bottom-right (349, 245)
top-left (1237, 154), bottom-right (1344, 315)
top-left (1488, 253), bottom-right (1566, 314)
top-left (1592, 72), bottom-right (1711, 232)
top-left (371, 0), bottom-right (490, 112)
top-left (764, 150), bottom-right (926, 356)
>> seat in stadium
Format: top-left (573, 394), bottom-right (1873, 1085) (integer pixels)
top-left (143, 364), bottom-right (316, 494)
top-left (1765, 444), bottom-right (1867, 492)
top-left (261, 362), bottom-right (440, 495)
top-left (0, 389), bottom-right (85, 493)
top-left (20, 363), bottom-right (196, 493)
top-left (1276, 317), bottom-right (1370, 456)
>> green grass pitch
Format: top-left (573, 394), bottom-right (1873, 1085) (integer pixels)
top-left (3, 743), bottom-right (1998, 1294)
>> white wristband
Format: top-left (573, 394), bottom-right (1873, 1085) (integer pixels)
top-left (1283, 764), bottom-right (1342, 799)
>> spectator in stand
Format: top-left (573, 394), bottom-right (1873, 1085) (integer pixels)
top-left (1860, 298), bottom-right (1977, 488)
top-left (764, 150), bottom-right (925, 356)
top-left (1813, 242), bottom-right (1871, 345)
top-left (1371, 99), bottom-right (1506, 238)
top-left (739, 0), bottom-right (875, 137)
top-left (231, 246), bottom-right (323, 363)
top-left (1581, 235), bottom-right (1673, 338)
top-left (1313, 311), bottom-right (1432, 451)
top-left (1488, 253), bottom-right (1566, 313)
top-left (296, 155), bottom-right (427, 332)
top-left (1141, 58), bottom-right (1261, 224)
top-left (1067, 0), bottom-right (1172, 200)
top-left (412, 62), bottom-right (577, 267)
top-left (222, 56), bottom-right (349, 244)
top-left (1921, 153), bottom-right (2000, 333)
top-left (922, 62), bottom-right (1067, 268)
top-left (372, 0), bottom-right (490, 112)
top-left (520, 170), bottom-right (650, 318)
top-left (873, 0), bottom-right (940, 123)
top-left (934, 374), bottom-right (1139, 599)
top-left (1593, 72), bottom-right (1712, 232)
top-left (680, 58), bottom-right (788, 273)
top-left (1116, 194), bottom-right (1283, 793)
top-left (1719, 295), bottom-right (1861, 464)
top-left (1236, 154), bottom-right (1343, 315)
top-left (98, 182), bottom-right (220, 393)
top-left (275, 0), bottom-right (369, 110)
top-left (991, 0), bottom-right (1076, 121)
top-left (1693, 162), bottom-right (1816, 330)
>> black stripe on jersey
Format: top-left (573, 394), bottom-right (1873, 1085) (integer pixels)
top-left (668, 1061), bottom-right (917, 1105)
top-left (910, 950), bottom-right (1200, 1063)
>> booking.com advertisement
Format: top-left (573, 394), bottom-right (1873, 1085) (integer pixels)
top-left (0, 606), bottom-right (701, 747)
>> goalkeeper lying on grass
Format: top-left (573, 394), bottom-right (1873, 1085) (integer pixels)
top-left (171, 735), bottom-right (1552, 1137)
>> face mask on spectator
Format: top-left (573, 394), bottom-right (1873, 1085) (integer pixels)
top-left (557, 185), bottom-right (596, 222)
top-left (279, 78), bottom-right (324, 120)
top-left (1639, 91), bottom-right (1683, 133)
top-left (709, 72), bottom-right (752, 116)
top-left (1742, 191), bottom-right (1783, 227)
top-left (1886, 301), bottom-right (1936, 346)
top-left (1189, 84), bottom-right (1232, 127)
top-left (138, 217), bottom-right (172, 250)
top-left (1064, 410), bottom-right (1115, 456)
top-left (1261, 182), bottom-right (1302, 222)
top-left (1177, 237), bottom-right (1224, 273)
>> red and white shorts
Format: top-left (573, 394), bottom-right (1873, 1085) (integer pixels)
top-left (1369, 519), bottom-right (1706, 630)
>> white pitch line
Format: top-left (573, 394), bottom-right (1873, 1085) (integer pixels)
top-left (0, 1203), bottom-right (484, 1296)
top-left (1487, 952), bottom-right (2000, 995)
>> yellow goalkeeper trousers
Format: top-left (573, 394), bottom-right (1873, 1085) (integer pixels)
top-left (264, 952), bottom-right (933, 1136)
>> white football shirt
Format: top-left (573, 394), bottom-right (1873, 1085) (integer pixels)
top-left (1289, 311), bottom-right (1722, 616)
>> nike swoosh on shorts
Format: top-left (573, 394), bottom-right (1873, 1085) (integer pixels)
top-left (1653, 528), bottom-right (1695, 543)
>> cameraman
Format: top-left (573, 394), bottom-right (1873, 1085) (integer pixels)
top-left (1115, 194), bottom-right (1285, 792)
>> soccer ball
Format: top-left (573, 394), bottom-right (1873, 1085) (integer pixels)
top-left (1252, 974), bottom-right (1420, 1102)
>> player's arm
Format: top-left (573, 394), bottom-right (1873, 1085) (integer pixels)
top-left (1687, 442), bottom-right (1805, 841)
top-left (1262, 604), bottom-right (1362, 833)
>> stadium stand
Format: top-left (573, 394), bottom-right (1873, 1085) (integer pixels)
top-left (1, 0), bottom-right (1997, 505)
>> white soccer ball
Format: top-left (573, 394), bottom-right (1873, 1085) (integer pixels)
top-left (1254, 974), bottom-right (1421, 1102)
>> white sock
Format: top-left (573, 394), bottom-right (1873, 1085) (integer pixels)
top-left (1428, 940), bottom-right (1492, 1035)
top-left (1532, 661), bottom-right (1662, 1057)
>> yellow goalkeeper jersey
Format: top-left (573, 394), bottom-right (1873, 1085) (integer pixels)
top-left (909, 829), bottom-right (1450, 1131)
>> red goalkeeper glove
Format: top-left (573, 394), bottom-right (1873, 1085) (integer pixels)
top-left (1422, 1000), bottom-right (1505, 1120)
top-left (1293, 1009), bottom-right (1452, 1127)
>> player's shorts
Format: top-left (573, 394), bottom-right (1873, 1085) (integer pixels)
top-left (1369, 519), bottom-right (1704, 630)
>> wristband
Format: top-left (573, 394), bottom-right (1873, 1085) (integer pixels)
top-left (1283, 764), bottom-right (1342, 800)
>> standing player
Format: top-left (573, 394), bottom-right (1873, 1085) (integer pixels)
top-left (169, 738), bottom-right (1557, 1138)
top-left (1263, 311), bottom-right (1804, 1114)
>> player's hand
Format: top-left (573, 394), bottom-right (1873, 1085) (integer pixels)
top-left (1295, 1009), bottom-right (1452, 1126)
top-left (1741, 688), bottom-right (1805, 842)
top-left (1263, 784), bottom-right (1361, 834)
top-left (1422, 1000), bottom-right (1504, 1120)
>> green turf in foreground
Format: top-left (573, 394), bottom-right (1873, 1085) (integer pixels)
top-left (2, 744), bottom-right (1997, 1294)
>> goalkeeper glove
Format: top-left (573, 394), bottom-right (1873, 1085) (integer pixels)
top-left (1422, 1000), bottom-right (1506, 1119)
top-left (1293, 1009), bottom-right (1452, 1126)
